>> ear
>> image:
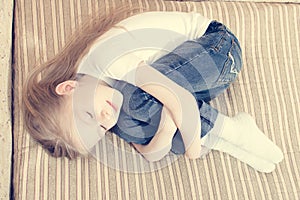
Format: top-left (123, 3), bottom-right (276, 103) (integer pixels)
top-left (55, 80), bottom-right (78, 95)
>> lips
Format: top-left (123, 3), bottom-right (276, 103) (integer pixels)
top-left (106, 100), bottom-right (118, 112)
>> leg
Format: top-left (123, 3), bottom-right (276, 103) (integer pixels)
top-left (151, 21), bottom-right (243, 102)
top-left (201, 112), bottom-right (283, 172)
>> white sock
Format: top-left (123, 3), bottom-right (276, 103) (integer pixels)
top-left (211, 112), bottom-right (283, 164)
top-left (212, 135), bottom-right (276, 173)
top-left (200, 124), bottom-right (275, 173)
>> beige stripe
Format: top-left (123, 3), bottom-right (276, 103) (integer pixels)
top-left (133, 169), bottom-right (141, 200)
top-left (34, 148), bottom-right (42, 200)
top-left (212, 6), bottom-right (239, 198)
top-left (207, 2), bottom-right (214, 21)
top-left (104, 0), bottom-right (110, 15)
top-left (277, 5), bottom-right (297, 200)
top-left (49, 2), bottom-right (62, 200)
top-left (69, 0), bottom-right (76, 34)
top-left (215, 94), bottom-right (240, 200)
top-left (14, 5), bottom-right (21, 199)
top-left (165, 157), bottom-right (177, 199)
top-left (216, 2), bottom-right (224, 22)
top-left (39, 0), bottom-right (47, 62)
top-left (236, 1), bottom-right (254, 114)
top-left (201, 2), bottom-right (208, 19)
top-left (211, 36), bottom-right (237, 200)
top-left (293, 5), bottom-right (300, 195)
top-left (191, 2), bottom-right (197, 12)
top-left (268, 5), bottom-right (290, 199)
top-left (235, 2), bottom-right (249, 113)
top-left (156, 162), bottom-right (167, 200)
top-left (247, 4), bottom-right (277, 200)
top-left (185, 1), bottom-right (192, 12)
top-left (58, 0), bottom-right (65, 46)
top-left (270, 5), bottom-right (287, 199)
top-left (203, 4), bottom-right (220, 199)
top-left (95, 145), bottom-right (102, 200)
top-left (38, 3), bottom-right (49, 198)
top-left (120, 141), bottom-right (130, 200)
top-left (168, 1), bottom-right (177, 12)
top-left (44, 154), bottom-right (49, 200)
top-left (144, 0), bottom-right (150, 11)
top-left (76, 0), bottom-right (82, 28)
top-left (175, 1), bottom-right (182, 12)
top-left (175, 160), bottom-right (186, 199)
top-left (102, 138), bottom-right (110, 199)
top-left (87, 0), bottom-right (92, 16)
top-left (149, 165), bottom-right (160, 199)
top-left (64, 158), bottom-right (69, 200)
top-left (219, 3), bottom-right (252, 199)
top-left (50, 0), bottom-right (59, 54)
top-left (56, 159), bottom-right (62, 200)
top-left (203, 158), bottom-right (215, 199)
top-left (292, 3), bottom-right (300, 159)
top-left (19, 0), bottom-right (30, 199)
top-left (184, 157), bottom-right (197, 199)
top-left (31, 1), bottom-right (42, 200)
top-left (263, 4), bottom-right (286, 198)
top-left (283, 5), bottom-right (300, 188)
top-left (76, 159), bottom-right (82, 200)
top-left (248, 3), bottom-right (272, 200)
top-left (32, 0), bottom-right (40, 59)
top-left (112, 137), bottom-right (122, 199)
top-left (231, 3), bottom-right (250, 199)
top-left (153, 0), bottom-right (160, 11)
top-left (208, 153), bottom-right (222, 200)
top-left (224, 3), bottom-right (243, 199)
top-left (137, 0), bottom-right (145, 11)
top-left (254, 4), bottom-right (283, 199)
top-left (95, 0), bottom-right (99, 15)
top-left (279, 5), bottom-right (300, 199)
top-left (83, 159), bottom-right (89, 199)
top-left (136, 154), bottom-right (149, 199)
top-left (191, 160), bottom-right (202, 200)
top-left (140, 166), bottom-right (149, 199)
top-left (113, 139), bottom-right (123, 198)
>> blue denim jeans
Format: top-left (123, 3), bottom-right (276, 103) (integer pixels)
top-left (110, 21), bottom-right (243, 154)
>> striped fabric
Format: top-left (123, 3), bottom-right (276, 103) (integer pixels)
top-left (13, 0), bottom-right (300, 199)
top-left (206, 0), bottom-right (300, 3)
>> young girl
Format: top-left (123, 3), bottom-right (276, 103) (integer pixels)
top-left (23, 10), bottom-right (283, 173)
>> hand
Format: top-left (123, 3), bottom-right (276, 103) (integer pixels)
top-left (185, 136), bottom-right (202, 159)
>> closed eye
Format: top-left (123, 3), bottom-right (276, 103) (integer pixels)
top-left (86, 112), bottom-right (94, 119)
top-left (100, 125), bottom-right (107, 131)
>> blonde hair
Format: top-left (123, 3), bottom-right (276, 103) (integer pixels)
top-left (22, 7), bottom-right (141, 159)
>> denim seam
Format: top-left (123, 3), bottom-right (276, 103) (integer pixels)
top-left (209, 30), bottom-right (228, 52)
top-left (163, 53), bottom-right (204, 76)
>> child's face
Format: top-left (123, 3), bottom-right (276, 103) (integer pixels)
top-left (93, 81), bottom-right (123, 133)
top-left (71, 75), bottom-right (123, 148)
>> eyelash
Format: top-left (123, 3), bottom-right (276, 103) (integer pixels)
top-left (86, 112), bottom-right (107, 131)
top-left (86, 112), bottom-right (94, 119)
top-left (100, 125), bottom-right (107, 131)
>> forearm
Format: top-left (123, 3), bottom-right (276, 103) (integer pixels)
top-left (132, 107), bottom-right (177, 162)
top-left (135, 64), bottom-right (202, 159)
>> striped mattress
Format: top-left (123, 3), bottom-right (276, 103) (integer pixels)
top-left (13, 0), bottom-right (300, 199)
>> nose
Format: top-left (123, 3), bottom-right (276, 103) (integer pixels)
top-left (100, 109), bottom-right (111, 120)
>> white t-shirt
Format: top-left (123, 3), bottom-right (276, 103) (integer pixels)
top-left (77, 11), bottom-right (212, 81)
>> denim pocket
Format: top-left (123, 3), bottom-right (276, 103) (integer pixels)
top-left (216, 38), bottom-right (242, 84)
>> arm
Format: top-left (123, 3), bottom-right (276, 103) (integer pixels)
top-left (131, 106), bottom-right (177, 162)
top-left (128, 62), bottom-right (202, 159)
